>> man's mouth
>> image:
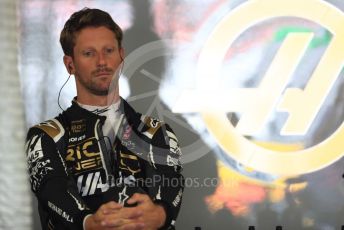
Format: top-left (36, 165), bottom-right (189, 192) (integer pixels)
top-left (95, 72), bottom-right (112, 77)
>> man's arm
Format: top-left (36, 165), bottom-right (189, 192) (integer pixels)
top-left (26, 128), bottom-right (93, 229)
top-left (27, 127), bottom-right (148, 230)
top-left (144, 124), bottom-right (184, 230)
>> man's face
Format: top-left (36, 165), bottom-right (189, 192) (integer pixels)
top-left (71, 26), bottom-right (123, 96)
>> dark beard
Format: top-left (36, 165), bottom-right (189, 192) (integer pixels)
top-left (76, 67), bottom-right (119, 96)
top-left (87, 86), bottom-right (109, 96)
top-left (86, 78), bottom-right (118, 96)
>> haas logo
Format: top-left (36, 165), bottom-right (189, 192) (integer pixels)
top-left (173, 0), bottom-right (344, 175)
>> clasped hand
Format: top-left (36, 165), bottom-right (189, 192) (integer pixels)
top-left (85, 193), bottom-right (166, 230)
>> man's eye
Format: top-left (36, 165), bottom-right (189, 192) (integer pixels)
top-left (83, 51), bottom-right (94, 57)
top-left (105, 48), bottom-right (114, 54)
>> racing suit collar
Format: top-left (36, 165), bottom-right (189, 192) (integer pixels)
top-left (69, 97), bottom-right (150, 133)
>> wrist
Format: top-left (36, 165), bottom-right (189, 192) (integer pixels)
top-left (154, 204), bottom-right (167, 228)
top-left (154, 200), bottom-right (174, 230)
top-left (84, 214), bottom-right (94, 230)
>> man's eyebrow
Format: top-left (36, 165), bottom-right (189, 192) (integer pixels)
top-left (80, 46), bottom-right (96, 50)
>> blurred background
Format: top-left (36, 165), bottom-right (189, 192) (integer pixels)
top-left (1, 0), bottom-right (344, 229)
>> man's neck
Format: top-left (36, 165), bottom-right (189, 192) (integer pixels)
top-left (76, 92), bottom-right (120, 107)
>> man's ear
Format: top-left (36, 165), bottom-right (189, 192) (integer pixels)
top-left (63, 55), bottom-right (75, 75)
top-left (119, 47), bottom-right (125, 62)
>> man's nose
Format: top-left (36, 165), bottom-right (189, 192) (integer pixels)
top-left (97, 52), bottom-right (107, 66)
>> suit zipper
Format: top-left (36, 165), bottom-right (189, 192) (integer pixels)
top-left (95, 119), bottom-right (114, 186)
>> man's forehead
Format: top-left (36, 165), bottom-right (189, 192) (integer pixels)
top-left (74, 26), bottom-right (118, 45)
top-left (75, 26), bottom-right (116, 37)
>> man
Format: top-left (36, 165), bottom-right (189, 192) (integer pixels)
top-left (25, 8), bottom-right (183, 230)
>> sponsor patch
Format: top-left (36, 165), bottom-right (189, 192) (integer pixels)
top-left (66, 137), bottom-right (102, 174)
top-left (26, 134), bottom-right (53, 192)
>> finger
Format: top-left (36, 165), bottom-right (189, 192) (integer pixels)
top-left (100, 207), bottom-right (142, 227)
top-left (120, 207), bottom-right (143, 219)
top-left (100, 211), bottom-right (143, 228)
top-left (106, 201), bottom-right (123, 209)
top-left (100, 218), bottom-right (125, 228)
top-left (127, 193), bottom-right (147, 205)
top-left (94, 202), bottom-right (123, 222)
top-left (121, 222), bottom-right (145, 230)
top-left (102, 201), bottom-right (123, 214)
top-left (104, 216), bottom-right (144, 228)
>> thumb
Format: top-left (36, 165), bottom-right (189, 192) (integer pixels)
top-left (127, 193), bottom-right (146, 204)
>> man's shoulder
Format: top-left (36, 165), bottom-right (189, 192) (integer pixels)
top-left (28, 118), bottom-right (65, 142)
top-left (139, 114), bottom-right (174, 139)
top-left (123, 98), bottom-right (179, 142)
top-left (140, 115), bottom-right (164, 137)
top-left (139, 115), bottom-right (178, 144)
top-left (123, 98), bottom-right (167, 136)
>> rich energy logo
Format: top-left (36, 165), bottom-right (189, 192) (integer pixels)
top-left (66, 137), bottom-right (102, 173)
top-left (173, 0), bottom-right (344, 175)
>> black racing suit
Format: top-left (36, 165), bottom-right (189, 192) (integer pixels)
top-left (26, 98), bottom-right (184, 230)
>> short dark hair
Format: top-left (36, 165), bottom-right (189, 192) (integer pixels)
top-left (60, 8), bottom-right (123, 57)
